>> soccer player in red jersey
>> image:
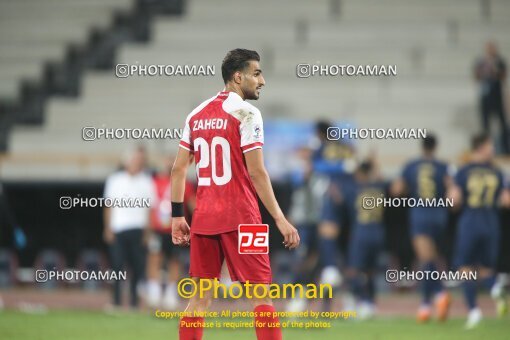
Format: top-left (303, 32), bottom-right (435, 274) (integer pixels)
top-left (171, 49), bottom-right (300, 340)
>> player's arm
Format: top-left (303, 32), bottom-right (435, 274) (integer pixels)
top-left (497, 172), bottom-right (510, 208)
top-left (446, 183), bottom-right (463, 210)
top-left (103, 207), bottom-right (114, 244)
top-left (244, 149), bottom-right (300, 249)
top-left (170, 147), bottom-right (193, 246)
top-left (102, 177), bottom-right (114, 244)
top-left (499, 188), bottom-right (510, 208)
top-left (446, 165), bottom-right (462, 210)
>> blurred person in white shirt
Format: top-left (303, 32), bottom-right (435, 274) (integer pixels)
top-left (103, 146), bottom-right (156, 310)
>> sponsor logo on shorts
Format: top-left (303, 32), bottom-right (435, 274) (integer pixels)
top-left (238, 224), bottom-right (269, 254)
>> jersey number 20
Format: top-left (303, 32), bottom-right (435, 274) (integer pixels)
top-left (194, 137), bottom-right (232, 186)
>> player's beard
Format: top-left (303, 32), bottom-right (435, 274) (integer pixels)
top-left (244, 88), bottom-right (260, 100)
top-left (240, 82), bottom-right (260, 100)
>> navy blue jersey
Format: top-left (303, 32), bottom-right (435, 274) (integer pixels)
top-left (402, 158), bottom-right (449, 200)
top-left (453, 162), bottom-right (504, 268)
top-left (402, 158), bottom-right (449, 234)
top-left (345, 180), bottom-right (387, 228)
top-left (455, 162), bottom-right (504, 214)
top-left (312, 141), bottom-right (353, 177)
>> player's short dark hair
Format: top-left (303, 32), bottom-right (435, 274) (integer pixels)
top-left (316, 120), bottom-right (331, 138)
top-left (221, 49), bottom-right (260, 84)
top-left (422, 134), bottom-right (437, 151)
top-left (471, 133), bottom-right (491, 151)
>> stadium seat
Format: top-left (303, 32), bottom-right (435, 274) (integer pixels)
top-left (2, 0), bottom-right (510, 179)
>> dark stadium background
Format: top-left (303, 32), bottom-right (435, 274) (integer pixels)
top-left (2, 182), bottom-right (509, 272)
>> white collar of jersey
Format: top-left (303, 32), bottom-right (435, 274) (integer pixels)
top-left (218, 90), bottom-right (243, 101)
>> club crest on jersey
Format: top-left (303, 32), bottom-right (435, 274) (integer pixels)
top-left (193, 118), bottom-right (228, 131)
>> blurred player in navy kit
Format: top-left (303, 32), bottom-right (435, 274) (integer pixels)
top-left (322, 160), bottom-right (386, 319)
top-left (448, 133), bottom-right (510, 329)
top-left (312, 121), bottom-right (355, 176)
top-left (391, 135), bottom-right (452, 323)
top-left (313, 121), bottom-right (356, 288)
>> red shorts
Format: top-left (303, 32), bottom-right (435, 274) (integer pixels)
top-left (189, 231), bottom-right (272, 284)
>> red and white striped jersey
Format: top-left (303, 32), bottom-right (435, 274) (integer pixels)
top-left (179, 91), bottom-right (264, 235)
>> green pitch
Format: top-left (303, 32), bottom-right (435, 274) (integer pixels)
top-left (1, 310), bottom-right (509, 340)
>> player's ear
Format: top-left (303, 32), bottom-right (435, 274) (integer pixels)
top-left (233, 71), bottom-right (243, 84)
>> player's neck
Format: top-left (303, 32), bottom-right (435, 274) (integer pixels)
top-left (126, 168), bottom-right (142, 176)
top-left (223, 84), bottom-right (245, 100)
top-left (470, 154), bottom-right (489, 164)
top-left (422, 152), bottom-right (434, 160)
